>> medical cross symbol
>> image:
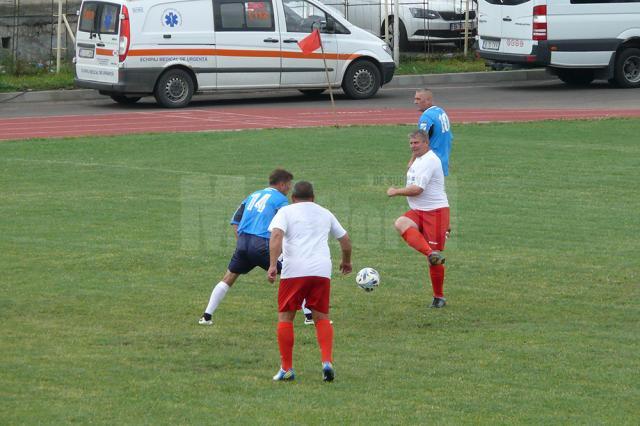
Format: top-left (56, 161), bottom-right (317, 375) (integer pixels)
top-left (165, 12), bottom-right (179, 27)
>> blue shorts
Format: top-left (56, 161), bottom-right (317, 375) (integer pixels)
top-left (228, 234), bottom-right (281, 274)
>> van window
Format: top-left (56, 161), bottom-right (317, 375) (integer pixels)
top-left (79, 2), bottom-right (120, 34)
top-left (215, 0), bottom-right (275, 31)
top-left (99, 4), bottom-right (120, 34)
top-left (79, 2), bottom-right (99, 32)
top-left (283, 0), bottom-right (325, 33)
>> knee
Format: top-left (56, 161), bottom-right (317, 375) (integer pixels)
top-left (394, 217), bottom-right (409, 234)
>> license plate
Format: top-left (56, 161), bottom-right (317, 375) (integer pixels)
top-left (79, 47), bottom-right (95, 59)
top-left (482, 39), bottom-right (500, 50)
top-left (450, 22), bottom-right (472, 31)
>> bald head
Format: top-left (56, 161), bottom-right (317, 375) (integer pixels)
top-left (414, 89), bottom-right (433, 112)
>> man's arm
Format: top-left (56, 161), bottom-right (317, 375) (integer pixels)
top-left (267, 228), bottom-right (284, 283)
top-left (230, 203), bottom-right (245, 239)
top-left (386, 185), bottom-right (423, 197)
top-left (338, 233), bottom-right (352, 275)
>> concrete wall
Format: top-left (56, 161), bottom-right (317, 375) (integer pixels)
top-left (0, 0), bottom-right (81, 64)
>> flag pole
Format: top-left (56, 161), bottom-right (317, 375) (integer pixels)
top-left (317, 28), bottom-right (338, 127)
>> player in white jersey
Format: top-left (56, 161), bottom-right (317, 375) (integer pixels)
top-left (267, 181), bottom-right (352, 382)
top-left (387, 130), bottom-right (450, 309)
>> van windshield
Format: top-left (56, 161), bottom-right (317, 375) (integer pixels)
top-left (79, 1), bottom-right (120, 35)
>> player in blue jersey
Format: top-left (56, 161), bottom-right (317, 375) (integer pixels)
top-left (415, 89), bottom-right (453, 176)
top-left (199, 169), bottom-right (293, 325)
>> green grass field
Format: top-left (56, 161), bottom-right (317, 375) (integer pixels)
top-left (1, 120), bottom-right (639, 424)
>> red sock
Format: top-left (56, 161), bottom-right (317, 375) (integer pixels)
top-left (314, 319), bottom-right (333, 364)
top-left (429, 264), bottom-right (445, 298)
top-left (277, 322), bottom-right (294, 371)
top-left (401, 228), bottom-right (432, 257)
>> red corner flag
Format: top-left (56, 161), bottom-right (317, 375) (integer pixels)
top-left (298, 29), bottom-right (321, 54)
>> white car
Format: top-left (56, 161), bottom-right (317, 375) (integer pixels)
top-left (322, 0), bottom-right (478, 49)
top-left (477, 0), bottom-right (640, 88)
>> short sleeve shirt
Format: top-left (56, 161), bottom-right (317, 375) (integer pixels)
top-left (418, 106), bottom-right (453, 176)
top-left (268, 202), bottom-right (347, 279)
top-left (407, 150), bottom-right (449, 211)
top-left (233, 187), bottom-right (288, 239)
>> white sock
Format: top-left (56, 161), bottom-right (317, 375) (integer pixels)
top-left (205, 282), bottom-right (230, 315)
top-left (302, 299), bottom-right (312, 316)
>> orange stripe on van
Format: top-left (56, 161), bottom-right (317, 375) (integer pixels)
top-left (96, 48), bottom-right (115, 56)
top-left (128, 49), bottom-right (217, 56)
top-left (128, 48), bottom-right (359, 61)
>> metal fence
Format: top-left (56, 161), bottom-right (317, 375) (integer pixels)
top-left (0, 0), bottom-right (79, 71)
top-left (0, 0), bottom-right (477, 71)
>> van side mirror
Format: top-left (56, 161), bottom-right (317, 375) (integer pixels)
top-left (322, 18), bottom-right (335, 33)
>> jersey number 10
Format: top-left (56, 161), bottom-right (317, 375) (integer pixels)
top-left (438, 113), bottom-right (450, 133)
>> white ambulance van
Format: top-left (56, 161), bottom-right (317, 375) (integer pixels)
top-left (74, 0), bottom-right (396, 107)
top-left (477, 0), bottom-right (640, 88)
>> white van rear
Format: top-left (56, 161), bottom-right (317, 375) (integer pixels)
top-left (477, 0), bottom-right (640, 88)
top-left (74, 0), bottom-right (396, 107)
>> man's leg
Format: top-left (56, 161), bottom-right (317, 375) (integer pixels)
top-left (395, 216), bottom-right (445, 265)
top-left (427, 208), bottom-right (449, 307)
top-left (276, 311), bottom-right (296, 374)
top-left (312, 310), bottom-right (333, 365)
top-left (200, 270), bottom-right (239, 324)
top-left (395, 216), bottom-right (432, 255)
top-left (302, 299), bottom-right (314, 324)
top-left (307, 277), bottom-right (334, 381)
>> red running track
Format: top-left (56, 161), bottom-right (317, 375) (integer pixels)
top-left (2, 107), bottom-right (640, 141)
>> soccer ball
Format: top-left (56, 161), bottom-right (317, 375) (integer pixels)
top-left (356, 267), bottom-right (380, 292)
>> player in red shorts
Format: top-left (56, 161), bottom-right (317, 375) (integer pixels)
top-left (387, 130), bottom-right (450, 308)
top-left (267, 181), bottom-right (352, 382)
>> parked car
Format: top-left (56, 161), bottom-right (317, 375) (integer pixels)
top-left (322, 0), bottom-right (478, 49)
top-left (477, 0), bottom-right (640, 88)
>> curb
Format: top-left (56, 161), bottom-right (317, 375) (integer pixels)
top-left (0, 69), bottom-right (551, 104)
top-left (385, 68), bottom-right (551, 88)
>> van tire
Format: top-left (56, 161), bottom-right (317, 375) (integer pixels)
top-left (555, 69), bottom-right (595, 86)
top-left (299, 89), bottom-right (326, 96)
top-left (342, 60), bottom-right (381, 99)
top-left (613, 48), bottom-right (640, 88)
top-left (110, 95), bottom-right (142, 105)
top-left (155, 69), bottom-right (194, 108)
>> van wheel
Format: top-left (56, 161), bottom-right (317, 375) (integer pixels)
top-left (556, 69), bottom-right (595, 86)
top-left (155, 69), bottom-right (194, 108)
top-left (110, 95), bottom-right (141, 105)
top-left (342, 60), bottom-right (381, 99)
top-left (613, 48), bottom-right (640, 88)
top-left (299, 89), bottom-right (326, 96)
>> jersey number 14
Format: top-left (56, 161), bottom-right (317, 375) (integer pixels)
top-left (246, 193), bottom-right (271, 213)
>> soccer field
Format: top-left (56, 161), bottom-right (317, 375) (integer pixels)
top-left (1, 120), bottom-right (639, 424)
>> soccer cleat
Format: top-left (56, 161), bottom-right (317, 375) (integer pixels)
top-left (304, 313), bottom-right (314, 325)
top-left (322, 362), bottom-right (335, 382)
top-left (198, 315), bottom-right (213, 325)
top-left (428, 251), bottom-right (446, 265)
top-left (430, 297), bottom-right (447, 308)
top-left (272, 368), bottom-right (295, 381)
